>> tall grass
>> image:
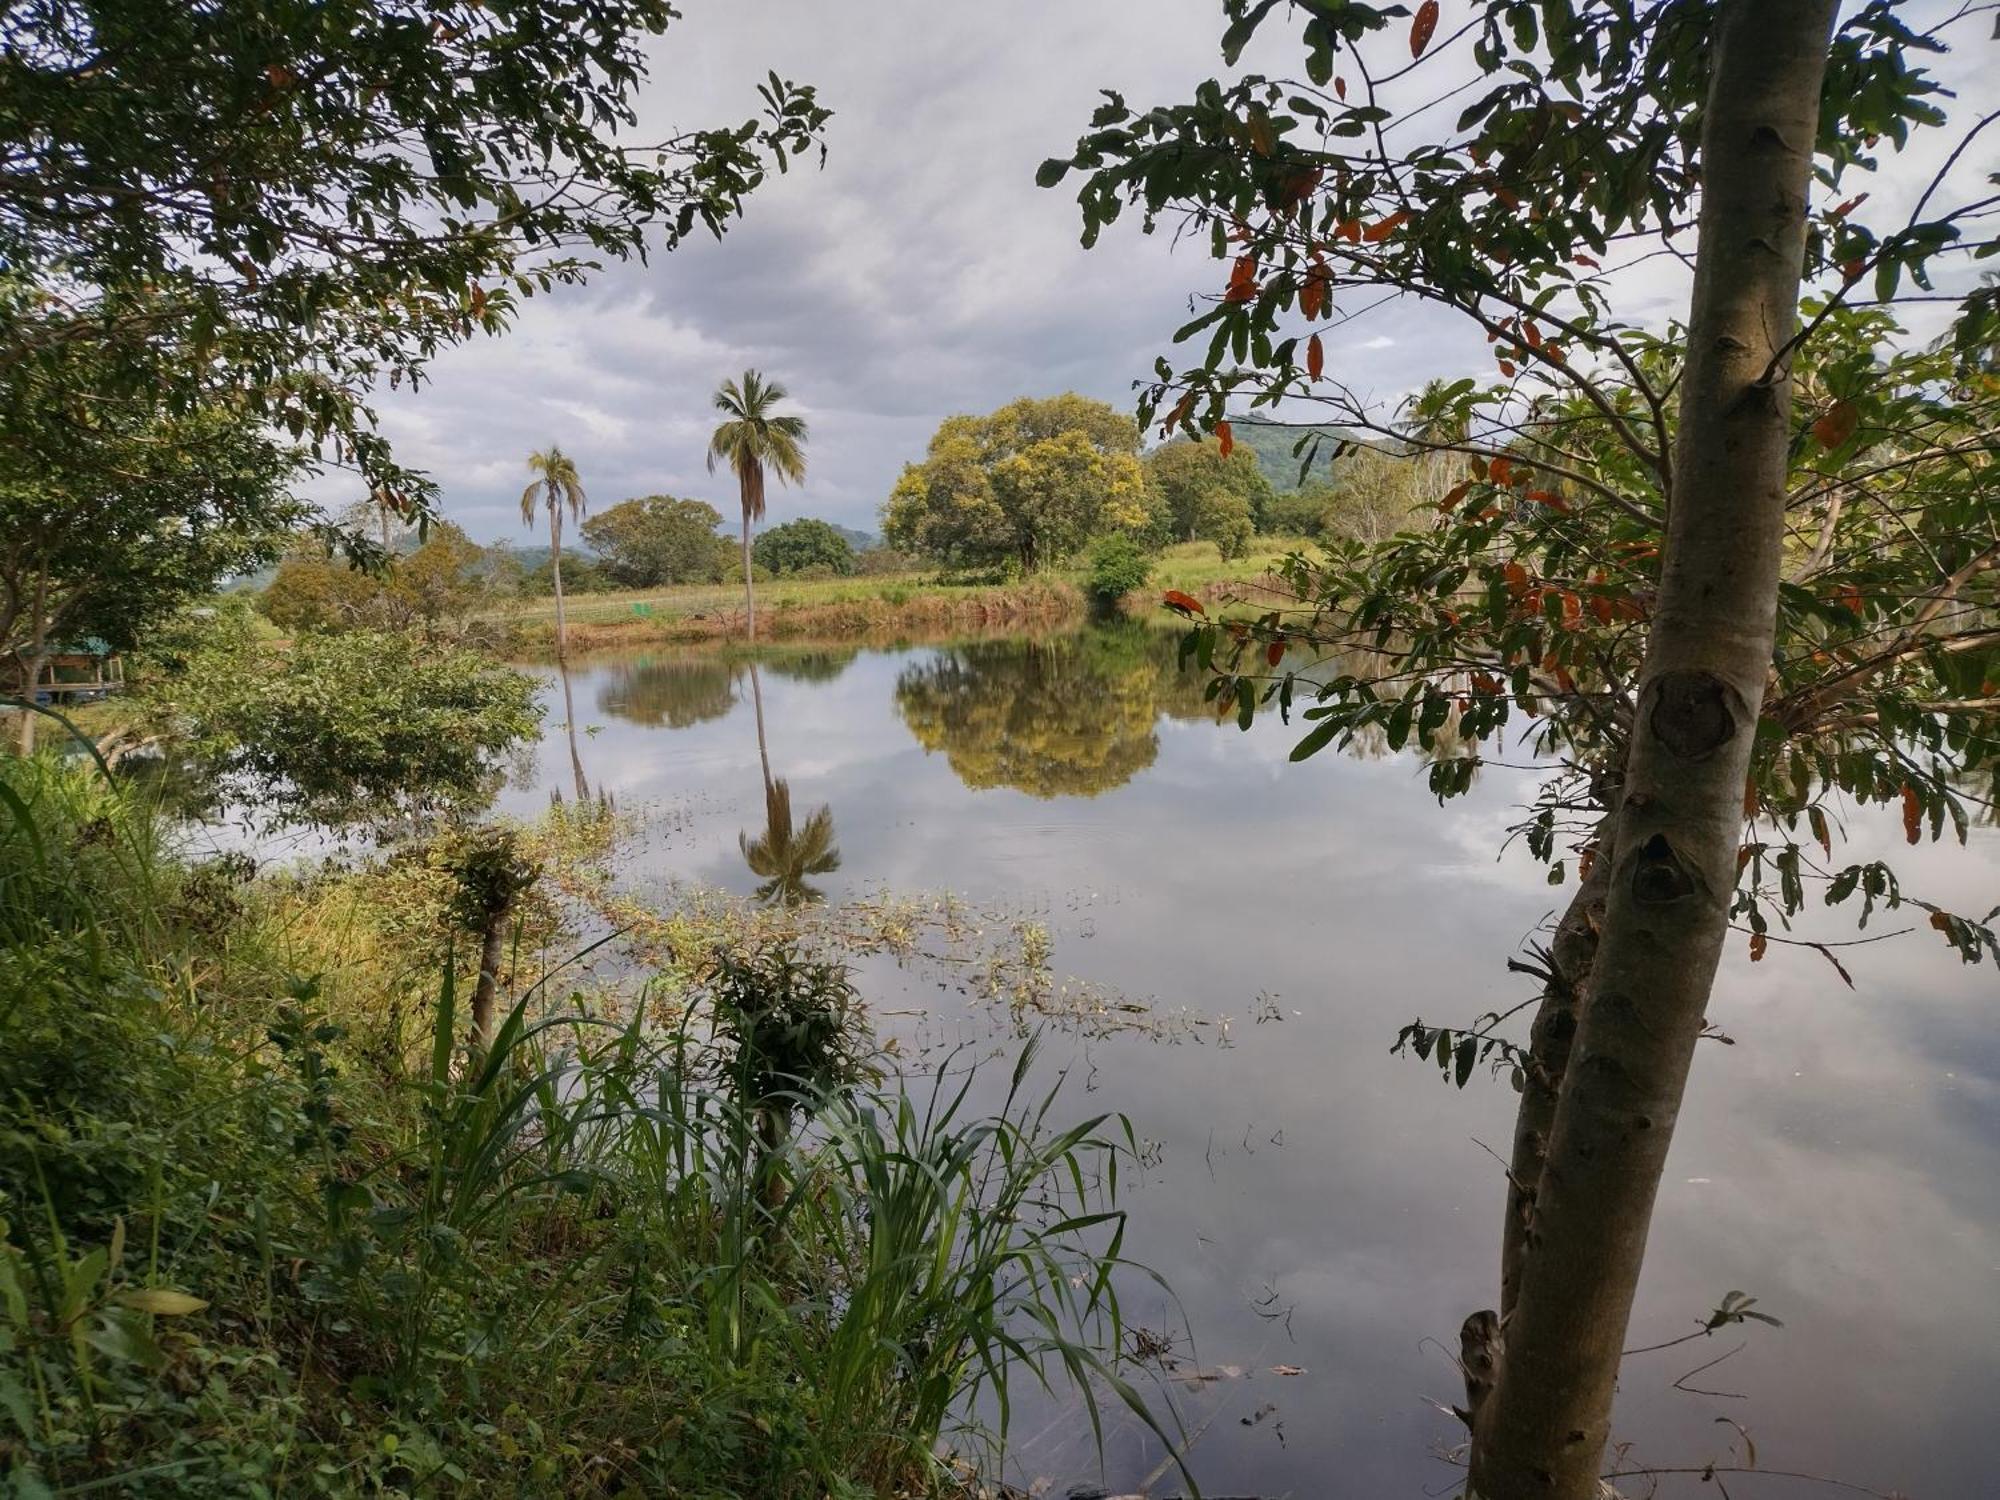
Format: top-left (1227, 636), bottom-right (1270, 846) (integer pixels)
top-left (0, 749), bottom-right (1172, 1497)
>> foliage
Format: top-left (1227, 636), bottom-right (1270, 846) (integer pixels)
top-left (581, 495), bottom-right (729, 588)
top-left (0, 0), bottom-right (829, 519)
top-left (708, 370), bottom-right (809, 530)
top-left (1086, 534), bottom-right (1155, 606)
top-left (142, 629), bottom-right (541, 830)
top-left (258, 523), bottom-right (490, 636)
top-left (1144, 436), bottom-right (1270, 556)
top-left (0, 755), bottom-right (1154, 1498)
top-left (882, 394), bottom-right (1155, 573)
top-left (0, 398), bottom-right (303, 667)
top-left (741, 781), bottom-right (842, 908)
top-left (753, 518), bottom-right (856, 577)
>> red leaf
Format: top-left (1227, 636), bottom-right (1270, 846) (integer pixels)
top-left (1437, 480), bottom-right (1472, 513)
top-left (1488, 456), bottom-right (1515, 487)
top-left (1589, 593), bottom-right (1613, 626)
top-left (1522, 320), bottom-right (1542, 349)
top-left (1335, 218), bottom-right (1362, 243)
top-left (1300, 261), bottom-right (1327, 319)
top-left (1830, 192), bottom-right (1868, 219)
top-left (1749, 932), bottom-right (1767, 962)
top-left (1541, 342), bottom-right (1565, 365)
top-left (1812, 400), bottom-right (1859, 449)
top-left (1215, 419), bottom-right (1234, 458)
top-left (1266, 639), bottom-right (1286, 668)
top-left (1502, 561), bottom-right (1530, 598)
top-left (1840, 258), bottom-right (1865, 284)
top-left (1363, 210), bottom-right (1410, 243)
top-left (1525, 487), bottom-right (1567, 512)
top-left (1573, 253), bottom-right (1601, 269)
top-left (1306, 332), bottom-right (1324, 380)
top-left (1496, 358), bottom-right (1516, 378)
top-left (1410, 0), bottom-right (1440, 57)
top-left (1559, 591), bottom-right (1581, 627)
top-left (1901, 784), bottom-right (1921, 844)
top-left (1335, 76), bottom-right (1347, 100)
top-left (1163, 589), bottom-right (1206, 616)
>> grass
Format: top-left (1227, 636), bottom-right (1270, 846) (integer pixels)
top-left (485, 539), bottom-right (1311, 653)
top-left (0, 750), bottom-right (1171, 1498)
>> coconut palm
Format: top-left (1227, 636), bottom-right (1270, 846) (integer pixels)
top-left (706, 370), bottom-right (808, 641)
top-left (521, 446), bottom-right (587, 659)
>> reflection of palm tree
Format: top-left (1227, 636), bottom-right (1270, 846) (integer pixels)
top-left (740, 778), bottom-right (841, 906)
top-left (740, 662), bottom-right (840, 905)
top-left (557, 659), bottom-right (590, 803)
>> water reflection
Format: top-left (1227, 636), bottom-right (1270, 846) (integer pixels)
top-left (741, 663), bottom-right (841, 907)
top-left (598, 655), bottom-right (740, 728)
top-left (895, 622), bottom-right (1207, 798)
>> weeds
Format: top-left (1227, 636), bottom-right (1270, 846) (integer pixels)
top-left (0, 753), bottom-right (1167, 1496)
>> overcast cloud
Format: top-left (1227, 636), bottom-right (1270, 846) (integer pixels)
top-left (325, 0), bottom-right (1991, 545)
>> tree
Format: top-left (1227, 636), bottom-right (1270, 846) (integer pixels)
top-left (1144, 436), bottom-right (1270, 557)
top-left (740, 663), bottom-right (840, 906)
top-left (142, 630), bottom-right (540, 831)
top-left (708, 370), bottom-right (809, 640)
top-left (881, 395), bottom-right (1155, 572)
top-left (753, 517), bottom-right (855, 577)
top-left (259, 523), bottom-right (488, 636)
top-left (0, 1), bottom-right (828, 527)
top-left (2, 398), bottom-right (302, 751)
top-left (522, 448), bottom-right (587, 660)
top-left (1048, 2), bottom-right (1993, 1493)
top-left (581, 495), bottom-right (729, 588)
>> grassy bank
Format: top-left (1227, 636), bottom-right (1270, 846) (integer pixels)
top-left (0, 757), bottom-right (1156, 1498)
top-left (489, 539), bottom-right (1308, 654)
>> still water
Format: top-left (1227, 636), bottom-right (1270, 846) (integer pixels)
top-left (498, 623), bottom-right (1999, 1498)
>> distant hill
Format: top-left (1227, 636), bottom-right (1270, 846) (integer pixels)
top-left (1224, 416), bottom-right (1382, 491)
top-left (830, 523), bottom-right (879, 552)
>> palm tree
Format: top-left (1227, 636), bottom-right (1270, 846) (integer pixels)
top-left (521, 446), bottom-right (587, 659)
top-left (706, 370), bottom-right (808, 641)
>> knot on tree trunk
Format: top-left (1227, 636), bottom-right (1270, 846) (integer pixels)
top-left (1647, 670), bottom-right (1745, 761)
top-left (1630, 832), bottom-right (1702, 905)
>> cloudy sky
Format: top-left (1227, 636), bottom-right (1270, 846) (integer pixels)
top-left (337, 0), bottom-right (1990, 545)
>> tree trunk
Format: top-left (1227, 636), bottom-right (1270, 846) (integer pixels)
top-left (1468, 5), bottom-right (1837, 1495)
top-left (470, 906), bottom-right (509, 1052)
top-left (558, 660), bottom-right (588, 802)
top-left (741, 510), bottom-right (757, 641)
top-left (15, 654), bottom-right (42, 755)
top-left (548, 506), bottom-right (569, 662)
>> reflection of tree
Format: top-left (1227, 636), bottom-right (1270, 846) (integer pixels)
top-left (895, 623), bottom-right (1173, 798)
top-left (740, 777), bottom-right (841, 906)
top-left (597, 657), bottom-right (739, 728)
top-left (758, 647), bottom-right (859, 684)
top-left (556, 659), bottom-right (591, 803)
top-left (741, 663), bottom-right (841, 906)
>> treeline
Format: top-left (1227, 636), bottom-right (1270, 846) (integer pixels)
top-left (879, 392), bottom-right (1440, 572)
top-left (256, 508), bottom-right (892, 635)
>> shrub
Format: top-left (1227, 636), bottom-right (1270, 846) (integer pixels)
top-left (1085, 533), bottom-right (1153, 606)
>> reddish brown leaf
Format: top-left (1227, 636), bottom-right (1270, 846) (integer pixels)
top-left (1522, 320), bottom-right (1542, 349)
top-left (1410, 0), bottom-right (1440, 57)
top-left (1749, 932), bottom-right (1767, 962)
top-left (1901, 784), bottom-right (1921, 844)
top-left (1215, 420), bottom-right (1235, 458)
top-left (1488, 456), bottom-right (1515, 487)
top-left (1437, 480), bottom-right (1473, 513)
top-left (1573, 253), bottom-right (1600, 269)
top-left (1559, 591), bottom-right (1581, 628)
top-left (1162, 589), bottom-right (1206, 616)
top-left (1589, 593), bottom-right (1613, 625)
top-left (1496, 357), bottom-right (1517, 378)
top-left (1812, 400), bottom-right (1859, 449)
top-left (1525, 487), bottom-right (1567, 513)
top-left (1336, 218), bottom-right (1362, 243)
top-left (1541, 342), bottom-right (1565, 365)
top-left (1334, 76), bottom-right (1347, 100)
top-left (1266, 639), bottom-right (1286, 667)
top-left (1929, 910), bottom-right (1953, 934)
top-left (1502, 560), bottom-right (1530, 598)
top-left (1363, 210), bottom-right (1410, 243)
top-left (1306, 332), bottom-right (1325, 380)
top-left (1830, 192), bottom-right (1869, 219)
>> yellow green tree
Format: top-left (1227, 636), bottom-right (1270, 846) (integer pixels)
top-left (883, 395), bottom-right (1155, 572)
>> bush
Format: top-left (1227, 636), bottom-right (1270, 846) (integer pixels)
top-left (752, 518), bottom-right (855, 577)
top-left (1085, 533), bottom-right (1153, 606)
top-left (852, 546), bottom-right (916, 576)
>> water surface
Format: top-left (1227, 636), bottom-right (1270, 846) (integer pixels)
top-left (498, 623), bottom-right (2000, 1498)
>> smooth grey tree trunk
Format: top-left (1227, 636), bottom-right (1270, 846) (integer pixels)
top-left (470, 910), bottom-right (508, 1052)
top-left (1469, 5), bottom-right (1838, 1494)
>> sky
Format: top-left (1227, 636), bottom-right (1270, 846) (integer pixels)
top-left (325, 0), bottom-right (1992, 546)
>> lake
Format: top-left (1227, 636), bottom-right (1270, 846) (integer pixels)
top-left (497, 622), bottom-right (2000, 1498)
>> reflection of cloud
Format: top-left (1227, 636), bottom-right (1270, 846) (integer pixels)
top-left (495, 639), bottom-right (2000, 1497)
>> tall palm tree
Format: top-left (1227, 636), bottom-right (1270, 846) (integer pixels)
top-left (706, 370), bottom-right (807, 641)
top-left (521, 446), bottom-right (587, 659)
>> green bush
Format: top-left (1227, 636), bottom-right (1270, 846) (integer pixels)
top-left (1085, 533), bottom-right (1153, 606)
